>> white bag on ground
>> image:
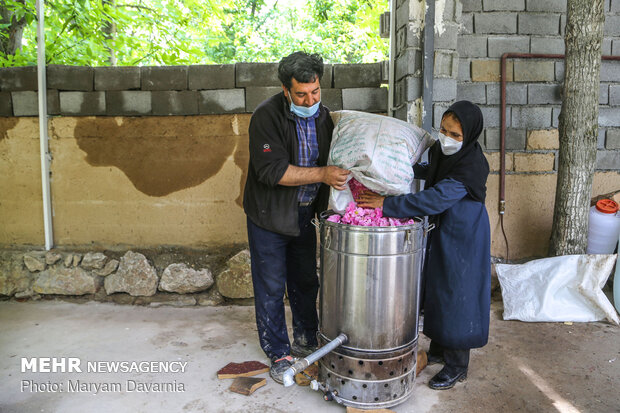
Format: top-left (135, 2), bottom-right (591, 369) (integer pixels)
top-left (496, 254), bottom-right (619, 325)
top-left (327, 111), bottom-right (435, 213)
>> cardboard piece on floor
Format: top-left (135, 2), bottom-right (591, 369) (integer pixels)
top-left (229, 377), bottom-right (267, 395)
top-left (217, 361), bottom-right (269, 379)
top-left (416, 349), bottom-right (428, 376)
top-left (294, 362), bottom-right (319, 386)
top-left (346, 407), bottom-right (396, 413)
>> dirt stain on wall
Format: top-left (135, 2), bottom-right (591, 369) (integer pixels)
top-left (74, 117), bottom-right (240, 197)
top-left (0, 118), bottom-right (20, 143)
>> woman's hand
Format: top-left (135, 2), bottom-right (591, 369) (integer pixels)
top-left (355, 190), bottom-right (386, 209)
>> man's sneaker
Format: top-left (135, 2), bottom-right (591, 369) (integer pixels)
top-left (270, 355), bottom-right (295, 384)
top-left (290, 341), bottom-right (318, 358)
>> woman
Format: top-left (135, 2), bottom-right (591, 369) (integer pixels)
top-left (356, 100), bottom-right (491, 390)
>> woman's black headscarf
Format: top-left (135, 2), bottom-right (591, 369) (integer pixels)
top-left (425, 100), bottom-right (489, 202)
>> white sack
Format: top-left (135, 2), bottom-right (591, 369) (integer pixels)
top-left (327, 111), bottom-right (435, 213)
top-left (496, 254), bottom-right (619, 325)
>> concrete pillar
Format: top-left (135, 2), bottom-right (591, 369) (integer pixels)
top-left (392, 0), bottom-right (460, 126)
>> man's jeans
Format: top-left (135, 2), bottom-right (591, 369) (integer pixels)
top-left (246, 205), bottom-right (319, 361)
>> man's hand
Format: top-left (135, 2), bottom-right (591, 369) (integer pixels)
top-left (278, 165), bottom-right (350, 189)
top-left (355, 190), bottom-right (385, 209)
top-left (321, 166), bottom-right (350, 190)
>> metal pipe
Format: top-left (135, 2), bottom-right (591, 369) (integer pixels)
top-left (36, 0), bottom-right (53, 250)
top-left (282, 333), bottom-right (348, 387)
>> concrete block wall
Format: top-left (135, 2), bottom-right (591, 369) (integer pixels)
top-left (0, 63), bottom-right (388, 117)
top-left (456, 0), bottom-right (620, 172)
top-left (392, 0), bottom-right (462, 125)
top-left (395, 0), bottom-right (620, 258)
top-left (392, 0), bottom-right (423, 122)
top-left (458, 0), bottom-right (620, 259)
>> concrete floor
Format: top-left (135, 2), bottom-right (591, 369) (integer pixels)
top-left (0, 299), bottom-right (618, 413)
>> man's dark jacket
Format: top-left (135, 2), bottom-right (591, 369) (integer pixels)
top-left (243, 92), bottom-right (334, 236)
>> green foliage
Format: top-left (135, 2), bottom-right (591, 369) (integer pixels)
top-left (204, 0), bottom-right (388, 64)
top-left (0, 0), bottom-right (388, 67)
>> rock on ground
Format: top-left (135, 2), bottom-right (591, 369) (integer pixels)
top-left (33, 267), bottom-right (98, 295)
top-left (159, 263), bottom-right (214, 294)
top-left (216, 249), bottom-right (253, 299)
top-left (45, 252), bottom-right (62, 265)
top-left (95, 259), bottom-right (119, 276)
top-left (23, 254), bottom-right (46, 272)
top-left (81, 252), bottom-right (107, 270)
top-left (64, 254), bottom-right (73, 267)
top-left (0, 252), bottom-right (32, 296)
top-left (104, 251), bottom-right (158, 296)
top-left (72, 254), bottom-right (82, 267)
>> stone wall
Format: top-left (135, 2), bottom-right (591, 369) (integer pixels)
top-left (0, 247), bottom-right (255, 305)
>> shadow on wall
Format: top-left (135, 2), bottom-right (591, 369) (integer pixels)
top-left (73, 116), bottom-right (249, 206)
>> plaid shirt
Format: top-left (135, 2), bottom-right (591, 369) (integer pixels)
top-left (294, 110), bottom-right (320, 203)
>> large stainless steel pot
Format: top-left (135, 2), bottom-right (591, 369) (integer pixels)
top-left (316, 211), bottom-right (426, 409)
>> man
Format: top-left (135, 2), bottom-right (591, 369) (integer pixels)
top-left (243, 51), bottom-right (349, 384)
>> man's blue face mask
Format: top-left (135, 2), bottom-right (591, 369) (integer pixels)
top-left (288, 90), bottom-right (321, 118)
top-left (290, 100), bottom-right (320, 118)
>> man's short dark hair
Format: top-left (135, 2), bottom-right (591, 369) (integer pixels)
top-left (278, 51), bottom-right (324, 90)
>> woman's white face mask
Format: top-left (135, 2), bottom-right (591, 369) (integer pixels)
top-left (438, 132), bottom-right (463, 155)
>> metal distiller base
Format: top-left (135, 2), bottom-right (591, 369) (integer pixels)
top-left (281, 212), bottom-right (427, 408)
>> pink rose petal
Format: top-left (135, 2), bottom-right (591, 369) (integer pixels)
top-left (328, 201), bottom-right (415, 227)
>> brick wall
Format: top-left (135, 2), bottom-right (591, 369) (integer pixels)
top-left (458, 0), bottom-right (620, 170)
top-left (0, 62), bottom-right (388, 117)
top-left (389, 0), bottom-right (619, 259)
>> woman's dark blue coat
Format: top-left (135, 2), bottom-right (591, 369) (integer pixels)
top-left (383, 101), bottom-right (491, 350)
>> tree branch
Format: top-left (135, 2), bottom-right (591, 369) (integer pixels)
top-left (114, 4), bottom-right (156, 13)
top-left (50, 11), bottom-right (77, 48)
